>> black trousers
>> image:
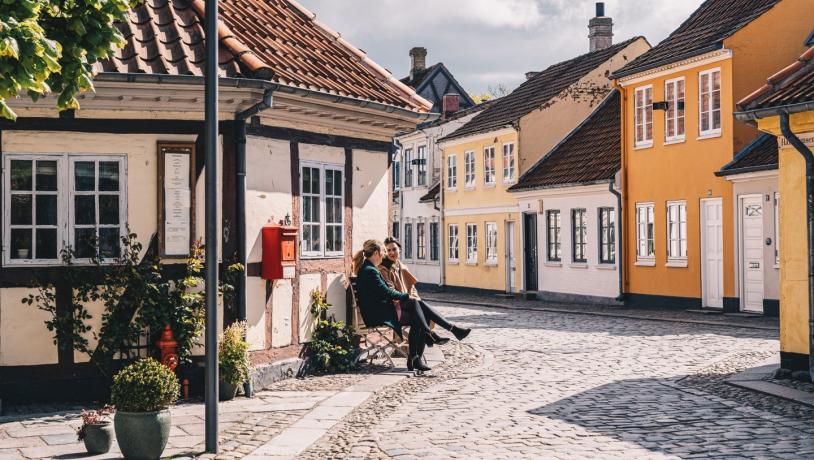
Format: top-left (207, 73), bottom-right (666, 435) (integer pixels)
top-left (398, 299), bottom-right (454, 359)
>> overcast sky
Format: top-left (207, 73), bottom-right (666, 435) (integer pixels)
top-left (298, 0), bottom-right (704, 95)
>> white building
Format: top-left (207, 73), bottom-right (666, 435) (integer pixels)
top-left (509, 91), bottom-right (623, 304)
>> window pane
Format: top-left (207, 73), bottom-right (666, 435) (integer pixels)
top-left (333, 199), bottom-right (342, 224)
top-left (334, 171), bottom-right (343, 196)
top-left (326, 226), bottom-right (335, 252)
top-left (11, 229), bottom-right (32, 259)
top-left (36, 228), bottom-right (58, 259)
top-left (11, 194), bottom-right (33, 225)
top-left (36, 161), bottom-right (58, 191)
top-left (99, 162), bottom-right (120, 191)
top-left (311, 169), bottom-right (320, 195)
top-left (75, 195), bottom-right (96, 225)
top-left (303, 168), bottom-right (311, 194)
top-left (303, 226), bottom-right (311, 251)
top-left (326, 171), bottom-right (334, 197)
top-left (36, 195), bottom-right (57, 226)
top-left (75, 228), bottom-right (96, 258)
top-left (99, 228), bottom-right (121, 258)
top-left (75, 161), bottom-right (95, 191)
top-left (311, 226), bottom-right (321, 252)
top-left (99, 195), bottom-right (120, 225)
top-left (11, 160), bottom-right (33, 191)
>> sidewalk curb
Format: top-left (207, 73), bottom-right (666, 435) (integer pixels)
top-left (423, 296), bottom-right (778, 332)
top-left (724, 354), bottom-right (814, 408)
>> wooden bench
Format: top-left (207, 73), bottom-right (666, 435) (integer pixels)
top-left (348, 277), bottom-right (408, 367)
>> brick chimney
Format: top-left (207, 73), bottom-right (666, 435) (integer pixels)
top-left (409, 47), bottom-right (427, 80)
top-left (442, 93), bottom-right (460, 120)
top-left (588, 2), bottom-right (613, 52)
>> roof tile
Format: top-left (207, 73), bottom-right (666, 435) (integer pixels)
top-left (717, 133), bottom-right (778, 175)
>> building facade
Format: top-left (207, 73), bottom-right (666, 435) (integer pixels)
top-left (612, 0), bottom-right (810, 312)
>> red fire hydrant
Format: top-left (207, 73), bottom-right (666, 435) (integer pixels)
top-left (156, 325), bottom-right (179, 372)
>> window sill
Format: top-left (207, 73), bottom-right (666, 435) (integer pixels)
top-left (466, 261), bottom-right (478, 266)
top-left (697, 131), bottom-right (722, 141)
top-left (485, 261), bottom-right (498, 267)
top-left (666, 259), bottom-right (688, 268)
top-left (502, 179), bottom-right (517, 185)
top-left (448, 260), bottom-right (459, 265)
top-left (634, 142), bottom-right (653, 150)
top-left (635, 259), bottom-right (656, 267)
top-left (464, 186), bottom-right (476, 191)
top-left (545, 261), bottom-right (562, 267)
top-left (570, 263), bottom-right (588, 269)
top-left (447, 188), bottom-right (457, 192)
top-left (484, 183), bottom-right (496, 188)
top-left (664, 137), bottom-right (685, 145)
top-left (597, 264), bottom-right (617, 270)
top-left (774, 264), bottom-right (780, 270)
top-left (301, 255), bottom-right (344, 260)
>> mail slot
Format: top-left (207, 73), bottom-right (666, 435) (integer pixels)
top-left (749, 262), bottom-right (760, 269)
top-left (262, 225), bottom-right (298, 280)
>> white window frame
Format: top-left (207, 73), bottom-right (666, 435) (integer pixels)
top-left (393, 156), bottom-right (401, 191)
top-left (636, 203), bottom-right (655, 262)
top-left (466, 223), bottom-right (478, 264)
top-left (429, 221), bottom-right (440, 262)
top-left (666, 201), bottom-right (687, 262)
top-left (502, 143), bottom-right (516, 183)
top-left (634, 85), bottom-right (653, 148)
top-left (571, 209), bottom-right (587, 264)
top-left (403, 147), bottom-right (414, 188)
top-left (404, 222), bottom-right (414, 260)
top-left (598, 207), bottom-right (616, 265)
top-left (664, 77), bottom-right (685, 143)
top-left (416, 221), bottom-right (426, 260)
top-left (464, 151), bottom-right (475, 188)
top-left (447, 154), bottom-right (457, 190)
top-left (3, 153), bottom-right (128, 267)
top-left (416, 145), bottom-right (428, 187)
top-left (300, 162), bottom-right (344, 259)
top-left (546, 210), bottom-right (562, 262)
top-left (448, 224), bottom-right (459, 262)
top-left (483, 146), bottom-right (496, 186)
top-left (485, 222), bottom-right (498, 265)
top-left (698, 68), bottom-right (722, 137)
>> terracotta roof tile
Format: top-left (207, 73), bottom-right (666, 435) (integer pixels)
top-left (613, 0), bottom-right (781, 79)
top-left (442, 37), bottom-right (641, 143)
top-left (96, 0), bottom-right (431, 112)
top-left (509, 91), bottom-right (620, 192)
top-left (738, 46), bottom-right (814, 112)
top-left (716, 133), bottom-right (778, 176)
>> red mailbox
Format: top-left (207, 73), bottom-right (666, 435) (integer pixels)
top-left (262, 225), bottom-right (298, 280)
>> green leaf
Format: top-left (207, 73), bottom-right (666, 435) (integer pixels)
top-left (0, 99), bottom-right (17, 121)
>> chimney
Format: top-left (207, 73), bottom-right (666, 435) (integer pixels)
top-left (409, 47), bottom-right (427, 80)
top-left (442, 93), bottom-right (460, 120)
top-left (588, 2), bottom-right (613, 52)
top-left (525, 71), bottom-right (540, 81)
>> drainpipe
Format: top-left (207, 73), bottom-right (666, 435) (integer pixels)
top-left (609, 181), bottom-right (624, 302)
top-left (779, 110), bottom-right (814, 380)
top-left (234, 90), bottom-right (273, 398)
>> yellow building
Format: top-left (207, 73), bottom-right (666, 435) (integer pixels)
top-left (736, 42), bottom-right (814, 376)
top-left (612, 0), bottom-right (811, 312)
top-left (437, 17), bottom-right (648, 293)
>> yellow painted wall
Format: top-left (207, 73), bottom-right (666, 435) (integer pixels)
top-left (444, 213), bottom-right (520, 292)
top-left (443, 131), bottom-right (520, 210)
top-left (757, 112), bottom-right (814, 356)
top-left (623, 59), bottom-right (736, 300)
top-left (724, 0), bottom-right (811, 153)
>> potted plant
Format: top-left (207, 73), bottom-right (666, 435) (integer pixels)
top-left (76, 405), bottom-right (115, 454)
top-left (111, 358), bottom-right (180, 459)
top-left (219, 321), bottom-right (250, 401)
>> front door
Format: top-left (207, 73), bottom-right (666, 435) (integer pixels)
top-left (506, 221), bottom-right (516, 293)
top-left (523, 213), bottom-right (538, 291)
top-left (740, 195), bottom-right (765, 313)
top-left (701, 198), bottom-right (724, 308)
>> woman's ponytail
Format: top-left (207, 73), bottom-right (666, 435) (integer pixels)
top-left (352, 250), bottom-right (365, 275)
top-left (352, 239), bottom-right (384, 275)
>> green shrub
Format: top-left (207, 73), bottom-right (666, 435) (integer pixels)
top-left (306, 289), bottom-right (357, 374)
top-left (111, 358), bottom-right (179, 412)
top-left (219, 321), bottom-right (250, 385)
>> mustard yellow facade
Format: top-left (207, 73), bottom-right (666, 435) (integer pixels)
top-left (442, 130), bottom-right (521, 292)
top-left (619, 1), bottom-right (811, 309)
top-left (755, 113), bottom-right (814, 363)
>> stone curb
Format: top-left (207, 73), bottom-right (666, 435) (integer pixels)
top-left (724, 354), bottom-right (814, 408)
top-left (423, 296), bottom-right (778, 332)
top-left (244, 347), bottom-right (445, 460)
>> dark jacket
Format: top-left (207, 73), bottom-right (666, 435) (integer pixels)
top-left (356, 259), bottom-right (410, 333)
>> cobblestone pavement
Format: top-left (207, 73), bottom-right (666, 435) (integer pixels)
top-left (304, 302), bottom-right (814, 459)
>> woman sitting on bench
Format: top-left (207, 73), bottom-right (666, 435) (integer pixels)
top-left (352, 239), bottom-right (448, 372)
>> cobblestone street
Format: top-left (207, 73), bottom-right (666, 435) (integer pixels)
top-left (304, 301), bottom-right (814, 459)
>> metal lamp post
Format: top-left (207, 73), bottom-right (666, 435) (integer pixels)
top-left (204, 0), bottom-right (219, 453)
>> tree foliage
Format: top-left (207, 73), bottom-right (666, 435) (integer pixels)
top-left (0, 0), bottom-right (134, 120)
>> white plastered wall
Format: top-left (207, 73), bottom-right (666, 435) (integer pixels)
top-left (298, 273), bottom-right (321, 342)
top-left (352, 149), bottom-right (389, 251)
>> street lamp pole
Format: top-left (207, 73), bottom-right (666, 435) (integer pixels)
top-left (204, 0), bottom-right (219, 453)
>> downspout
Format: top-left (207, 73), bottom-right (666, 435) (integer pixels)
top-left (779, 111), bottom-right (814, 380)
top-left (234, 89), bottom-right (273, 398)
top-left (609, 181), bottom-right (624, 302)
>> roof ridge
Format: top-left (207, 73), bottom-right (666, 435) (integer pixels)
top-left (510, 90), bottom-right (619, 192)
top-left (282, 0), bottom-right (433, 112)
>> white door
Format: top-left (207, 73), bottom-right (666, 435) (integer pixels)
top-left (506, 221), bottom-right (516, 293)
top-left (740, 195), bottom-right (765, 313)
top-left (701, 198), bottom-right (724, 308)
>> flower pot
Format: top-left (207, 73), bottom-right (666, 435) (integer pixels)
top-left (114, 410), bottom-right (171, 460)
top-left (219, 380), bottom-right (239, 401)
top-left (82, 423), bottom-right (114, 454)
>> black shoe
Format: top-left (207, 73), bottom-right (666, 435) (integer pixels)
top-left (425, 331), bottom-right (450, 346)
top-left (451, 325), bottom-right (471, 341)
top-left (411, 356), bottom-right (432, 372)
